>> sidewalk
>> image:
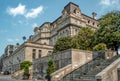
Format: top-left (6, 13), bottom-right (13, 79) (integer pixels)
top-left (17, 80), bottom-right (43, 81)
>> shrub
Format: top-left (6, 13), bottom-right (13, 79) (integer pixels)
top-left (93, 43), bottom-right (107, 51)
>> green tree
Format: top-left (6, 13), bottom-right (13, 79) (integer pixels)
top-left (94, 11), bottom-right (120, 50)
top-left (71, 36), bottom-right (79, 49)
top-left (20, 61), bottom-right (32, 76)
top-left (46, 59), bottom-right (56, 75)
top-left (22, 36), bottom-right (26, 42)
top-left (78, 27), bottom-right (94, 50)
top-left (53, 36), bottom-right (72, 53)
top-left (46, 59), bottom-right (56, 81)
top-left (93, 43), bottom-right (107, 51)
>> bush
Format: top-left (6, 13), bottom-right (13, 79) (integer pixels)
top-left (93, 43), bottom-right (107, 51)
top-left (20, 61), bottom-right (32, 79)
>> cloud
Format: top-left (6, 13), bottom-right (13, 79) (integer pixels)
top-left (25, 6), bottom-right (43, 18)
top-left (32, 23), bottom-right (38, 28)
top-left (7, 3), bottom-right (26, 16)
top-left (100, 0), bottom-right (120, 7)
top-left (7, 4), bottom-right (44, 19)
top-left (7, 38), bottom-right (19, 42)
top-left (99, 0), bottom-right (120, 14)
top-left (15, 38), bottom-right (19, 42)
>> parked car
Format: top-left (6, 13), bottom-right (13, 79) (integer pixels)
top-left (3, 71), bottom-right (10, 75)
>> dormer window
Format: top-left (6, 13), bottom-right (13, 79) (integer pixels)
top-left (74, 9), bottom-right (77, 14)
top-left (93, 22), bottom-right (95, 26)
top-left (88, 20), bottom-right (90, 24)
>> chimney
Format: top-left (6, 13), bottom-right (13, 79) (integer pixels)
top-left (92, 12), bottom-right (97, 19)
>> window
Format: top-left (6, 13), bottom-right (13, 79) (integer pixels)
top-left (88, 20), bottom-right (90, 24)
top-left (32, 49), bottom-right (36, 59)
top-left (38, 50), bottom-right (42, 58)
top-left (47, 51), bottom-right (52, 55)
top-left (93, 22), bottom-right (95, 26)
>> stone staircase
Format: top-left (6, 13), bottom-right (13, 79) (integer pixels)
top-left (59, 55), bottom-right (120, 81)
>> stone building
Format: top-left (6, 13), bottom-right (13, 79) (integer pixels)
top-left (2, 2), bottom-right (99, 78)
top-left (0, 54), bottom-right (4, 71)
top-left (4, 45), bottom-right (18, 57)
top-left (30, 2), bottom-right (99, 45)
top-left (32, 2), bottom-right (120, 81)
top-left (2, 42), bottom-right (53, 73)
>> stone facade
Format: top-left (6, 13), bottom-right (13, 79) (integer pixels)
top-left (4, 45), bottom-right (18, 57)
top-left (2, 42), bottom-right (53, 73)
top-left (30, 2), bottom-right (99, 45)
top-left (0, 54), bottom-right (4, 71)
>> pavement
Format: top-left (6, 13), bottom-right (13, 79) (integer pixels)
top-left (0, 74), bottom-right (43, 81)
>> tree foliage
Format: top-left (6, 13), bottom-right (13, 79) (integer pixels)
top-left (20, 61), bottom-right (32, 75)
top-left (77, 27), bottom-right (94, 50)
top-left (93, 43), bottom-right (107, 51)
top-left (53, 36), bottom-right (72, 53)
top-left (46, 59), bottom-right (56, 75)
top-left (94, 11), bottom-right (120, 50)
top-left (53, 27), bottom-right (95, 53)
top-left (71, 36), bottom-right (79, 49)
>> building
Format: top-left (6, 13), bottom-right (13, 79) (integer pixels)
top-left (0, 54), bottom-right (5, 72)
top-left (31, 2), bottom-right (99, 45)
top-left (2, 42), bottom-right (53, 73)
top-left (32, 2), bottom-right (120, 81)
top-left (4, 45), bottom-right (18, 57)
top-left (2, 2), bottom-right (99, 78)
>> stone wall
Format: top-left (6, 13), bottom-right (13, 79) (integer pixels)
top-left (33, 49), bottom-right (94, 80)
top-left (51, 49), bottom-right (93, 81)
top-left (96, 56), bottom-right (120, 81)
top-left (33, 49), bottom-right (72, 77)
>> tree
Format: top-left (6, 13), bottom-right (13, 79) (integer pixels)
top-left (94, 11), bottom-right (120, 50)
top-left (77, 27), bottom-right (94, 50)
top-left (20, 61), bottom-right (32, 79)
top-left (53, 36), bottom-right (72, 53)
top-left (71, 36), bottom-right (79, 49)
top-left (16, 43), bottom-right (19, 46)
top-left (93, 43), bottom-right (107, 51)
top-left (46, 59), bottom-right (56, 81)
top-left (22, 36), bottom-right (26, 42)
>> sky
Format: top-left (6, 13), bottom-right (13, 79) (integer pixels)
top-left (0, 0), bottom-right (120, 56)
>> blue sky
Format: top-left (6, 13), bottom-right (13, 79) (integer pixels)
top-left (0, 0), bottom-right (120, 56)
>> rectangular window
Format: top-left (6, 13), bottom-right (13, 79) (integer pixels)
top-left (32, 49), bottom-right (36, 59)
top-left (47, 51), bottom-right (52, 55)
top-left (38, 50), bottom-right (42, 58)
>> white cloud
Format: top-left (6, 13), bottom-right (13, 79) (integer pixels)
top-left (7, 38), bottom-right (20, 42)
top-left (7, 3), bottom-right (26, 16)
top-left (32, 23), bottom-right (38, 28)
top-left (7, 39), bottom-right (14, 42)
top-left (15, 38), bottom-right (19, 42)
top-left (7, 4), bottom-right (44, 19)
top-left (100, 0), bottom-right (119, 6)
top-left (99, 0), bottom-right (120, 14)
top-left (25, 6), bottom-right (43, 18)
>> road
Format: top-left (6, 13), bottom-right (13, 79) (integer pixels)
top-left (0, 74), bottom-right (31, 81)
top-left (0, 74), bottom-right (43, 81)
top-left (0, 74), bottom-right (15, 81)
